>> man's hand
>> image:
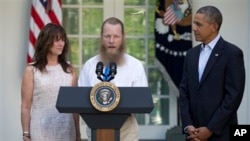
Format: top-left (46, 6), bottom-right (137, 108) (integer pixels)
top-left (186, 125), bottom-right (199, 141)
top-left (195, 127), bottom-right (212, 140)
top-left (185, 126), bottom-right (212, 141)
top-left (186, 126), bottom-right (212, 141)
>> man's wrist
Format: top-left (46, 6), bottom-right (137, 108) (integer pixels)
top-left (184, 126), bottom-right (189, 133)
top-left (23, 131), bottom-right (30, 140)
top-left (184, 125), bottom-right (193, 133)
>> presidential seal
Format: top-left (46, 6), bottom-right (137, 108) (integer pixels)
top-left (90, 82), bottom-right (120, 112)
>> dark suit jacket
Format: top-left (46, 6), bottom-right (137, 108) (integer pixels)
top-left (179, 37), bottom-right (245, 141)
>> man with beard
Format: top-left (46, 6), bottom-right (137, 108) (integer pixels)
top-left (78, 17), bottom-right (148, 141)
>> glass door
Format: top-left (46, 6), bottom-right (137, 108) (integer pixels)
top-left (62, 0), bottom-right (178, 140)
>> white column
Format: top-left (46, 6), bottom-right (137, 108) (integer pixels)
top-left (0, 0), bottom-right (30, 140)
top-left (0, 1), bottom-right (3, 140)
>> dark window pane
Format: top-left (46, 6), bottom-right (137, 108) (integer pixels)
top-left (136, 98), bottom-right (169, 125)
top-left (148, 38), bottom-right (155, 65)
top-left (82, 38), bottom-right (100, 63)
top-left (69, 38), bottom-right (79, 65)
top-left (148, 7), bottom-right (155, 35)
top-left (82, 0), bottom-right (103, 5)
top-left (62, 0), bottom-right (79, 5)
top-left (148, 68), bottom-right (169, 96)
top-left (149, 0), bottom-right (156, 6)
top-left (124, 0), bottom-right (145, 5)
top-left (126, 38), bottom-right (146, 61)
top-left (135, 114), bottom-right (145, 125)
top-left (63, 8), bottom-right (79, 34)
top-left (124, 8), bottom-right (146, 35)
top-left (82, 8), bottom-right (103, 35)
top-left (151, 98), bottom-right (169, 125)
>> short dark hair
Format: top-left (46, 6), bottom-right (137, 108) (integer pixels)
top-left (33, 23), bottom-right (72, 73)
top-left (196, 6), bottom-right (223, 31)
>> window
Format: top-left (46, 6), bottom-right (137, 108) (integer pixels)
top-left (62, 0), bottom-right (177, 139)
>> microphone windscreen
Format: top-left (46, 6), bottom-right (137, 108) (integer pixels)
top-left (109, 62), bottom-right (117, 74)
top-left (96, 61), bottom-right (104, 75)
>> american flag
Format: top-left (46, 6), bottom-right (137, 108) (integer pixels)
top-left (163, 5), bottom-right (182, 25)
top-left (155, 0), bottom-right (192, 91)
top-left (27, 0), bottom-right (62, 63)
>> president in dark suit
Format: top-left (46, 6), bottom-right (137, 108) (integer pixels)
top-left (179, 6), bottom-right (245, 141)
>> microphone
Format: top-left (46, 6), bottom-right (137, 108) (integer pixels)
top-left (108, 62), bottom-right (117, 81)
top-left (96, 61), bottom-right (104, 81)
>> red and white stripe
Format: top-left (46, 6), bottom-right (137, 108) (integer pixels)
top-left (27, 0), bottom-right (62, 63)
top-left (163, 6), bottom-right (180, 25)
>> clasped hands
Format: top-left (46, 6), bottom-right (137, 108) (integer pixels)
top-left (186, 125), bottom-right (212, 141)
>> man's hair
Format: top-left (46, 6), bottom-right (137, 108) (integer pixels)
top-left (196, 6), bottom-right (223, 31)
top-left (101, 17), bottom-right (124, 35)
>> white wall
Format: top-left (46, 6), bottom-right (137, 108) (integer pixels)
top-left (0, 1), bottom-right (3, 139)
top-left (247, 1), bottom-right (250, 123)
top-left (0, 0), bottom-right (249, 140)
top-left (0, 0), bottom-right (30, 140)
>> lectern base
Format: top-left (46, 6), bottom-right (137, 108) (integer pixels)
top-left (92, 129), bottom-right (120, 141)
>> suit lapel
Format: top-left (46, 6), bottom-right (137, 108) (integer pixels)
top-left (190, 45), bottom-right (201, 89)
top-left (199, 38), bottom-right (224, 86)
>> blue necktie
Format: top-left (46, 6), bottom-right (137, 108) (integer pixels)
top-left (103, 66), bottom-right (110, 81)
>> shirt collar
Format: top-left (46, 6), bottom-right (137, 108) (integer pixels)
top-left (205, 34), bottom-right (220, 50)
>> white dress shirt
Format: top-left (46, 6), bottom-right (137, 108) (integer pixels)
top-left (78, 53), bottom-right (148, 141)
top-left (198, 44), bottom-right (212, 81)
top-left (198, 34), bottom-right (220, 81)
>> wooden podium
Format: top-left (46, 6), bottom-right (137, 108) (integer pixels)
top-left (56, 86), bottom-right (154, 141)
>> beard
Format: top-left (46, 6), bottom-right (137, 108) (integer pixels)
top-left (100, 41), bottom-right (126, 65)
